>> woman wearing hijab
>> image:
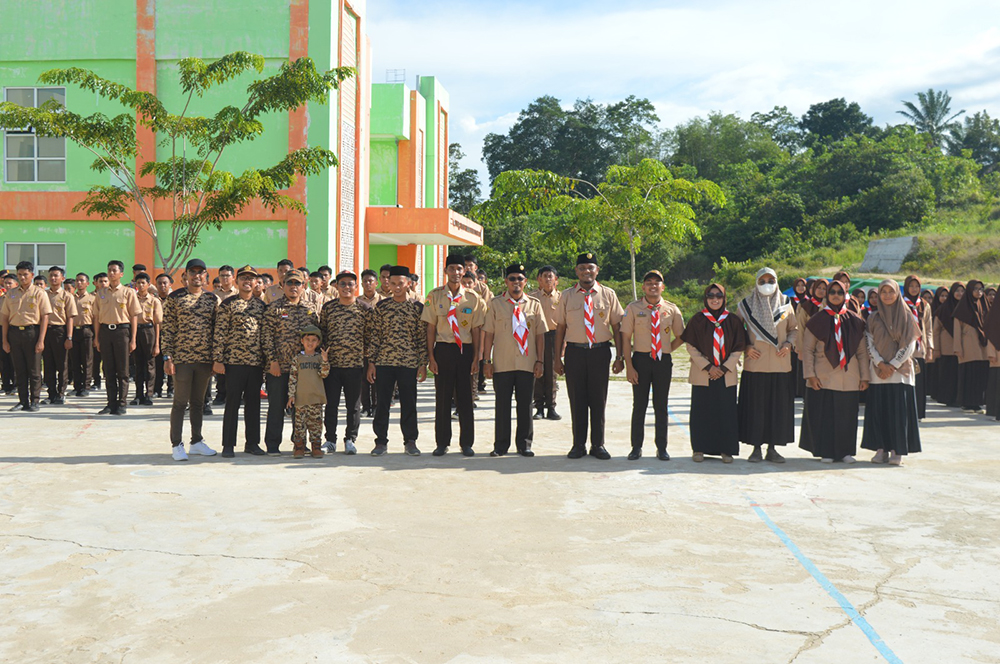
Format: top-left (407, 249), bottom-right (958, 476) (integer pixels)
top-left (986, 286), bottom-right (997, 307)
top-left (832, 271), bottom-right (860, 314)
top-left (789, 278), bottom-right (808, 310)
top-left (932, 285), bottom-right (960, 405)
top-left (851, 288), bottom-right (866, 312)
top-left (953, 280), bottom-right (992, 413)
top-left (789, 277), bottom-right (808, 398)
top-left (985, 298), bottom-right (1000, 421)
top-left (795, 279), bottom-right (826, 397)
top-left (902, 275), bottom-right (934, 420)
top-left (862, 289), bottom-right (879, 320)
top-left (861, 280), bottom-right (921, 465)
top-left (799, 279), bottom-right (870, 462)
top-left (926, 287), bottom-right (947, 402)
top-left (681, 283), bottom-right (748, 463)
top-left (736, 268), bottom-right (798, 463)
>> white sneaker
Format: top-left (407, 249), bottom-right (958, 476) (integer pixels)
top-left (322, 440), bottom-right (337, 454)
top-left (172, 445), bottom-right (189, 461)
top-left (343, 439), bottom-right (357, 455)
top-left (188, 440), bottom-right (217, 456)
top-left (821, 458), bottom-right (833, 464)
top-left (841, 455), bottom-right (856, 464)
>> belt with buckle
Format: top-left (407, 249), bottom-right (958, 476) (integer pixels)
top-left (102, 323), bottom-right (131, 331)
top-left (566, 341), bottom-right (611, 349)
top-left (137, 323), bottom-right (154, 329)
top-left (15, 324), bottom-right (39, 331)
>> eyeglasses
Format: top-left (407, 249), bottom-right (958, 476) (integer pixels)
top-left (706, 293), bottom-right (724, 299)
top-left (507, 276), bottom-right (525, 282)
top-left (828, 290), bottom-right (845, 296)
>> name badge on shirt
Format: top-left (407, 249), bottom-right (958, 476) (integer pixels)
top-left (637, 311), bottom-right (646, 317)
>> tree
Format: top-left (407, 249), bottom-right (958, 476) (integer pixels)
top-left (668, 112), bottom-right (787, 181)
top-left (799, 98), bottom-right (876, 150)
top-left (447, 143), bottom-right (482, 215)
top-left (0, 53), bottom-right (353, 273)
top-left (947, 111), bottom-right (1000, 175)
top-left (476, 159), bottom-right (725, 299)
top-left (898, 88), bottom-right (965, 149)
top-left (750, 106), bottom-right (803, 155)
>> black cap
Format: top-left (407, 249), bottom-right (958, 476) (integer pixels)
top-left (388, 265), bottom-right (411, 277)
top-left (335, 271), bottom-right (358, 282)
top-left (505, 263), bottom-right (527, 277)
top-left (576, 252), bottom-right (597, 266)
top-left (186, 258), bottom-right (207, 271)
top-left (445, 255), bottom-right (465, 267)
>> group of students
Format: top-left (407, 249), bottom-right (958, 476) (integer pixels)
top-left (2, 252), bottom-right (997, 464)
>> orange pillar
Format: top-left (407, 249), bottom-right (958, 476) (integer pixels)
top-left (134, 0), bottom-right (157, 269)
top-left (396, 245), bottom-right (418, 273)
top-left (287, 0), bottom-right (310, 267)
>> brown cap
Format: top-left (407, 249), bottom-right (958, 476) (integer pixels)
top-left (236, 264), bottom-right (259, 278)
top-left (642, 270), bottom-right (664, 283)
top-left (283, 269), bottom-right (306, 284)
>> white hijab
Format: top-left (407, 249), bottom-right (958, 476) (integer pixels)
top-left (739, 267), bottom-right (792, 348)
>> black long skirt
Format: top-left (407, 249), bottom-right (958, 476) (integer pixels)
top-left (737, 371), bottom-right (795, 446)
top-left (936, 355), bottom-right (959, 406)
top-left (913, 358), bottom-right (927, 419)
top-left (985, 367), bottom-right (1000, 420)
top-left (926, 359), bottom-right (938, 402)
top-left (800, 389), bottom-right (860, 460)
top-left (861, 383), bottom-right (921, 455)
top-left (957, 360), bottom-right (990, 409)
top-left (792, 351), bottom-right (805, 398)
top-left (690, 379), bottom-right (739, 456)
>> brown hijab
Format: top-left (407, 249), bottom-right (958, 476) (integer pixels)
top-left (867, 280), bottom-right (919, 373)
top-left (953, 279), bottom-right (990, 346)
top-left (902, 275), bottom-right (927, 336)
top-left (681, 283), bottom-right (748, 366)
top-left (986, 291), bottom-right (1000, 350)
top-left (805, 286), bottom-right (866, 370)
top-left (790, 277), bottom-right (808, 310)
top-left (936, 282), bottom-right (965, 336)
top-left (930, 286), bottom-right (949, 317)
top-left (800, 279), bottom-right (827, 317)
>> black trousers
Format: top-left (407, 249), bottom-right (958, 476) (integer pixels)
top-left (360, 356), bottom-right (376, 413)
top-left (133, 325), bottom-right (156, 400)
top-left (324, 366), bottom-right (364, 443)
top-left (264, 372), bottom-right (291, 453)
top-left (93, 348), bottom-right (102, 388)
top-left (0, 346), bottom-right (14, 392)
top-left (564, 344), bottom-right (612, 450)
top-left (214, 373), bottom-right (227, 403)
top-left (154, 353), bottom-right (173, 394)
top-left (169, 362), bottom-right (213, 445)
top-left (70, 327), bottom-right (93, 394)
top-left (493, 370), bottom-right (535, 453)
top-left (98, 325), bottom-right (131, 409)
top-left (42, 326), bottom-right (69, 400)
top-left (630, 352), bottom-right (673, 449)
top-left (8, 326), bottom-right (42, 407)
top-left (434, 343), bottom-right (475, 448)
top-left (222, 364), bottom-right (263, 449)
top-left (373, 365), bottom-right (419, 445)
top-left (533, 330), bottom-right (558, 410)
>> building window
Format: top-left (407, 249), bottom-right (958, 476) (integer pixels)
top-left (4, 243), bottom-right (67, 276)
top-left (3, 87), bottom-right (67, 183)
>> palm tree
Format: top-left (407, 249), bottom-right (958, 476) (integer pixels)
top-left (898, 89), bottom-right (965, 148)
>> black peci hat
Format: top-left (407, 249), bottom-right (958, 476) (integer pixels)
top-left (576, 252), bottom-right (597, 266)
top-left (388, 265), bottom-right (411, 277)
top-left (505, 263), bottom-right (527, 277)
top-left (445, 254), bottom-right (465, 267)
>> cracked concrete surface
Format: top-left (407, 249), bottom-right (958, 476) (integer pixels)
top-left (2, 383), bottom-right (999, 663)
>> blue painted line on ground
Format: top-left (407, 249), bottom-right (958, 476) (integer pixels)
top-left (744, 495), bottom-right (903, 664)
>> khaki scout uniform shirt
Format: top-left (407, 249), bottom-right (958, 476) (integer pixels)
top-left (213, 295), bottom-right (267, 367)
top-left (483, 294), bottom-right (548, 373)
top-left (359, 291), bottom-right (383, 308)
top-left (1, 285), bottom-right (52, 326)
top-left (421, 286), bottom-right (487, 345)
top-left (213, 286), bottom-right (239, 301)
top-left (320, 299), bottom-right (370, 368)
top-left (93, 284), bottom-right (142, 325)
top-left (555, 282), bottom-right (624, 344)
top-left (800, 327), bottom-right (872, 392)
top-left (73, 292), bottom-right (96, 327)
top-left (473, 281), bottom-right (492, 302)
top-left (263, 283), bottom-right (285, 304)
top-left (368, 298), bottom-right (428, 369)
top-left (46, 288), bottom-right (78, 327)
top-left (161, 290), bottom-right (218, 364)
top-left (136, 292), bottom-right (163, 325)
top-left (261, 297), bottom-right (319, 373)
top-left (621, 298), bottom-right (684, 354)
top-left (527, 288), bottom-right (560, 330)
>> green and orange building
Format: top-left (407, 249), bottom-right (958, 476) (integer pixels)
top-left (0, 0), bottom-right (481, 294)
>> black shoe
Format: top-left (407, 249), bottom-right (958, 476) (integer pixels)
top-left (627, 448), bottom-right (642, 460)
top-left (153, 391), bottom-right (162, 398)
top-left (130, 398), bottom-right (139, 406)
top-left (590, 446), bottom-right (611, 460)
top-left (547, 409), bottom-right (562, 421)
top-left (40, 398), bottom-right (50, 405)
top-left (519, 449), bottom-right (535, 457)
top-left (8, 404), bottom-right (24, 412)
top-left (98, 406), bottom-right (113, 415)
top-left (141, 398), bottom-right (154, 406)
top-left (221, 448), bottom-right (235, 458)
top-left (74, 390), bottom-right (83, 397)
top-left (533, 408), bottom-right (544, 420)
top-left (461, 447), bottom-right (475, 457)
top-left (490, 449), bottom-right (506, 457)
top-left (112, 407), bottom-right (126, 416)
top-left (203, 405), bottom-right (213, 416)
top-left (212, 397), bottom-right (226, 406)
top-left (81, 390), bottom-right (91, 397)
top-left (243, 445), bottom-right (266, 456)
top-left (26, 402), bottom-right (40, 412)
top-left (166, 389), bottom-right (174, 397)
top-left (50, 396), bottom-right (65, 405)
top-left (432, 445), bottom-right (448, 456)
top-left (567, 446), bottom-right (586, 459)
top-left (657, 449), bottom-right (671, 461)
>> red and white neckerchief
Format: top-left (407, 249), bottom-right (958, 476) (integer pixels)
top-left (809, 296), bottom-right (822, 308)
top-left (823, 305), bottom-right (847, 370)
top-left (791, 292), bottom-right (802, 305)
top-left (447, 289), bottom-right (463, 350)
top-left (580, 287), bottom-right (596, 347)
top-left (648, 302), bottom-right (662, 360)
top-left (701, 309), bottom-right (728, 366)
top-left (508, 297), bottom-right (529, 355)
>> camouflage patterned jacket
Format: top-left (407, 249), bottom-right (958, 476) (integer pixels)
top-left (161, 289), bottom-right (219, 364)
top-left (213, 294), bottom-right (267, 367)
top-left (367, 298), bottom-right (427, 368)
top-left (319, 299), bottom-right (371, 368)
top-left (261, 296), bottom-right (319, 373)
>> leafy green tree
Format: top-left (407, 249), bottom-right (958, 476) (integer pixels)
top-left (668, 112), bottom-right (787, 181)
top-left (799, 98), bottom-right (876, 150)
top-left (447, 143), bottom-right (482, 215)
top-left (948, 111), bottom-right (1000, 175)
top-left (476, 159), bottom-right (725, 299)
top-left (898, 88), bottom-right (965, 149)
top-left (0, 52), bottom-right (353, 273)
top-left (750, 105), bottom-right (803, 155)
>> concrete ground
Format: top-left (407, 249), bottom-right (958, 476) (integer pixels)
top-left (1, 378), bottom-right (999, 664)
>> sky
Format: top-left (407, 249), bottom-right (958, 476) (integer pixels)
top-left (368, 0), bottom-right (1000, 186)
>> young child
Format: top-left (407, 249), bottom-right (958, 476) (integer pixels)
top-left (287, 325), bottom-right (330, 458)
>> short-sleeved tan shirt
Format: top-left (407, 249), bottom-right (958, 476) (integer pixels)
top-left (359, 291), bottom-right (384, 308)
top-left (47, 288), bottom-right (78, 326)
top-left (1, 284), bottom-right (52, 326)
top-left (555, 282), bottom-right (624, 344)
top-left (137, 292), bottom-right (164, 325)
top-left (73, 292), bottom-right (96, 327)
top-left (484, 294), bottom-right (548, 373)
top-left (621, 298), bottom-right (685, 354)
top-left (213, 286), bottom-right (239, 301)
top-left (421, 286), bottom-right (487, 344)
top-left (527, 288), bottom-right (561, 330)
top-left (93, 284), bottom-right (142, 325)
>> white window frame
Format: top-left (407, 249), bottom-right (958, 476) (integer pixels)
top-left (3, 86), bottom-right (67, 184)
top-left (4, 242), bottom-right (68, 275)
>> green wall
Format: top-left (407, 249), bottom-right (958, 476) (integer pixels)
top-left (370, 84), bottom-right (409, 139)
top-left (424, 244), bottom-right (437, 290)
top-left (153, 220), bottom-right (288, 268)
top-left (369, 140), bottom-right (397, 205)
top-left (155, 0), bottom-right (290, 59)
top-left (368, 244), bottom-right (396, 272)
top-left (0, 220), bottom-right (134, 277)
top-left (0, 0), bottom-right (136, 61)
